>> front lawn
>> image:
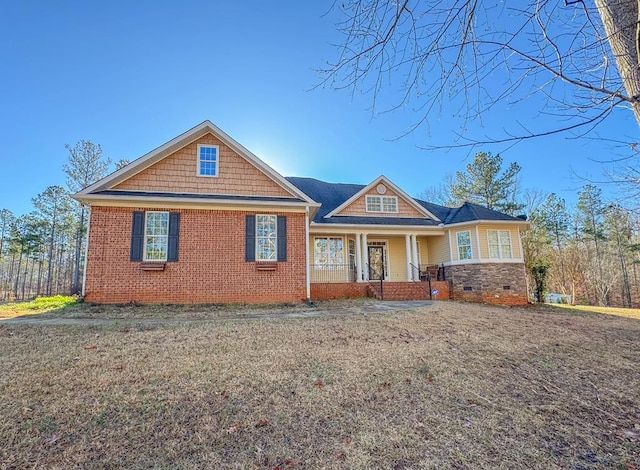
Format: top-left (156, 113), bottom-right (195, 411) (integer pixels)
top-left (0, 295), bottom-right (77, 319)
top-left (0, 301), bottom-right (638, 468)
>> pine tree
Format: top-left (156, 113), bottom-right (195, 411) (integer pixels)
top-left (63, 140), bottom-right (111, 294)
top-left (450, 152), bottom-right (524, 215)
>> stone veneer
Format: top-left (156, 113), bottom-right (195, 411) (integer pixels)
top-left (445, 263), bottom-right (528, 305)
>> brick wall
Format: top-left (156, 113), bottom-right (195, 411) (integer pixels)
top-left (445, 263), bottom-right (528, 305)
top-left (85, 206), bottom-right (307, 304)
top-left (310, 283), bottom-right (369, 300)
top-left (310, 280), bottom-right (450, 301)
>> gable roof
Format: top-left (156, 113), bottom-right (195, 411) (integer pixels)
top-left (75, 121), bottom-right (316, 205)
top-left (321, 175), bottom-right (439, 220)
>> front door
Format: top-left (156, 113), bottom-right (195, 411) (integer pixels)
top-left (368, 246), bottom-right (385, 280)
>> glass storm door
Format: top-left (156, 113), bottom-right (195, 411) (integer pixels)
top-left (368, 246), bottom-right (385, 280)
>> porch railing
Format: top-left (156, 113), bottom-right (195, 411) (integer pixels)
top-left (416, 263), bottom-right (446, 281)
top-left (410, 262), bottom-right (432, 300)
top-left (310, 264), bottom-right (357, 283)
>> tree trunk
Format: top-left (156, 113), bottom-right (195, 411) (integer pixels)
top-left (13, 248), bottom-right (23, 300)
top-left (46, 213), bottom-right (57, 296)
top-left (72, 207), bottom-right (85, 294)
top-left (595, 0), bottom-right (640, 124)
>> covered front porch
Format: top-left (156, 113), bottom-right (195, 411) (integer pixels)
top-left (308, 230), bottom-right (450, 300)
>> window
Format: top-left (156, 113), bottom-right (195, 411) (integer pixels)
top-left (314, 237), bottom-right (344, 266)
top-left (197, 144), bottom-right (219, 177)
top-left (487, 230), bottom-right (513, 259)
top-left (131, 211), bottom-right (179, 263)
top-left (245, 215), bottom-right (286, 262)
top-left (256, 215), bottom-right (277, 261)
top-left (144, 211), bottom-right (169, 261)
top-left (366, 195), bottom-right (398, 213)
top-left (456, 231), bottom-right (472, 260)
top-left (348, 239), bottom-right (356, 269)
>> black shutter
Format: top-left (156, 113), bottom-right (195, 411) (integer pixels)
top-left (130, 211), bottom-right (144, 261)
top-left (245, 215), bottom-right (255, 262)
top-left (167, 212), bottom-right (180, 262)
top-left (277, 216), bottom-right (287, 261)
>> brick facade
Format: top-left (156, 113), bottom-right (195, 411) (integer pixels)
top-left (85, 206), bottom-right (307, 304)
top-left (310, 280), bottom-right (450, 301)
top-left (310, 283), bottom-right (369, 300)
top-left (445, 263), bottom-right (528, 305)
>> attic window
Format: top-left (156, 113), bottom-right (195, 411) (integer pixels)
top-left (366, 195), bottom-right (398, 213)
top-left (197, 144), bottom-right (219, 177)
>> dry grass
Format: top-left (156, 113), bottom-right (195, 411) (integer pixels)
top-left (1, 301), bottom-right (639, 469)
top-left (550, 303), bottom-right (640, 320)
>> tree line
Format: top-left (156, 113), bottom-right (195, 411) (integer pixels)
top-left (421, 152), bottom-right (640, 308)
top-left (0, 142), bottom-right (121, 301)
top-left (1, 142), bottom-right (637, 307)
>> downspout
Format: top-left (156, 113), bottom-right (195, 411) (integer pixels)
top-left (81, 206), bottom-right (92, 298)
top-left (305, 206), bottom-right (310, 301)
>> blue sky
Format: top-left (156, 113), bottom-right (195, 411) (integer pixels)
top-left (1, 1), bottom-right (637, 216)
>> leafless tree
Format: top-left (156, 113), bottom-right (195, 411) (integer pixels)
top-left (321, 0), bottom-right (640, 147)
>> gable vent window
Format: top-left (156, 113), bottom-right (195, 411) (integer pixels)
top-left (197, 144), bottom-right (219, 177)
top-left (366, 195), bottom-right (398, 213)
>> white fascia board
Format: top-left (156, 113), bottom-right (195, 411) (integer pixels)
top-left (309, 222), bottom-right (446, 234)
top-left (323, 175), bottom-right (440, 221)
top-left (74, 193), bottom-right (320, 212)
top-left (444, 219), bottom-right (529, 229)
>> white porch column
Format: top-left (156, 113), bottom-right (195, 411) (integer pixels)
top-left (411, 234), bottom-right (419, 280)
top-left (355, 233), bottom-right (363, 282)
top-left (405, 234), bottom-right (412, 282)
top-left (361, 233), bottom-right (369, 280)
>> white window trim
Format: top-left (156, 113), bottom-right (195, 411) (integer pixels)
top-left (313, 236), bottom-right (345, 266)
top-left (196, 144), bottom-right (220, 178)
top-left (256, 214), bottom-right (277, 261)
top-left (487, 229), bottom-right (513, 259)
top-left (143, 211), bottom-right (169, 262)
top-left (365, 195), bottom-right (398, 213)
top-left (456, 230), bottom-right (472, 261)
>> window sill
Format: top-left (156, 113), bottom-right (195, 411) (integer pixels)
top-left (256, 262), bottom-right (278, 271)
top-left (139, 262), bottom-right (166, 271)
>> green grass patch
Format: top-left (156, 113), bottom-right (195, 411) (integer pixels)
top-left (0, 295), bottom-right (77, 318)
top-left (549, 303), bottom-right (640, 320)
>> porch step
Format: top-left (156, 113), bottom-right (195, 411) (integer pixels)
top-left (368, 282), bottom-right (432, 301)
top-left (366, 283), bottom-right (383, 300)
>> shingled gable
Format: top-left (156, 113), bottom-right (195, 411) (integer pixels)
top-left (74, 121), bottom-right (317, 207)
top-left (323, 175), bottom-right (440, 221)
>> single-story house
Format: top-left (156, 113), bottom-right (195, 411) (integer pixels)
top-left (73, 121), bottom-right (529, 305)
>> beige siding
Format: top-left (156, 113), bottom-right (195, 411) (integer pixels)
top-left (416, 236), bottom-right (428, 265)
top-left (337, 186), bottom-right (426, 218)
top-left (113, 133), bottom-right (293, 198)
top-left (428, 233), bottom-right (451, 264)
top-left (477, 224), bottom-right (523, 259)
top-left (386, 236), bottom-right (409, 281)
